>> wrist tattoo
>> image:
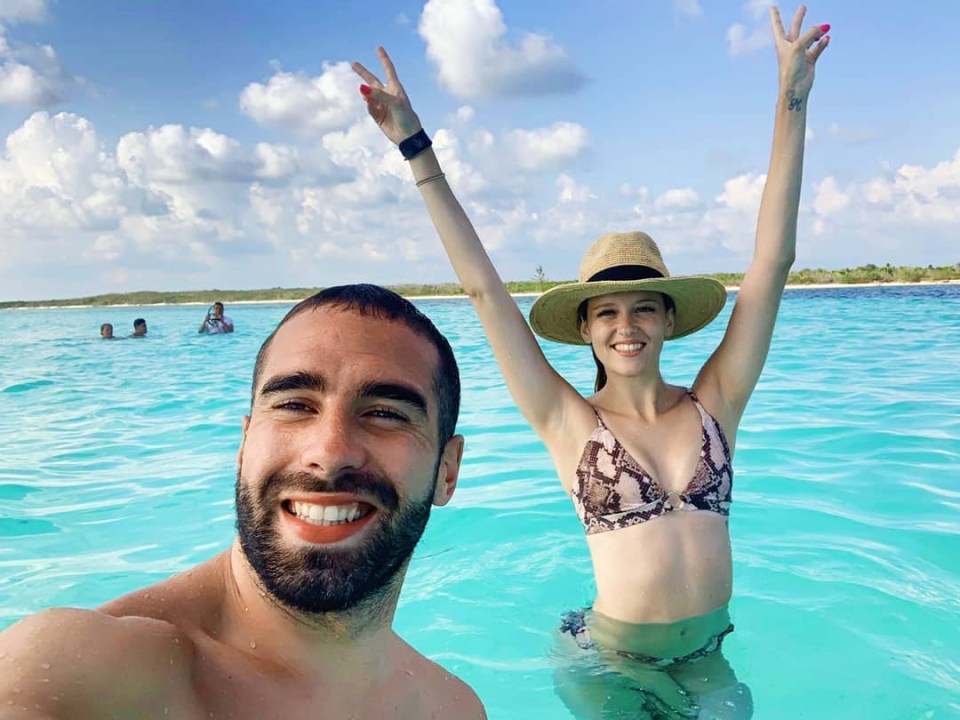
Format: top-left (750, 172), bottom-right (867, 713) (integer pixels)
top-left (788, 94), bottom-right (804, 112)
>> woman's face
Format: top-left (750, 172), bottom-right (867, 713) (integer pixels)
top-left (580, 291), bottom-right (675, 376)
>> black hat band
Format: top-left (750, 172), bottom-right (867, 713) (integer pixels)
top-left (587, 265), bottom-right (665, 282)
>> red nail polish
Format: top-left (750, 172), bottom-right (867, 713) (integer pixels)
top-left (819, 23), bottom-right (831, 33)
top-left (360, 85), bottom-right (372, 96)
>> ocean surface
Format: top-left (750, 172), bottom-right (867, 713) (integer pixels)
top-left (1, 285), bottom-right (959, 719)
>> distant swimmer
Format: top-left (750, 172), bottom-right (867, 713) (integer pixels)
top-left (100, 323), bottom-right (117, 339)
top-left (130, 318), bottom-right (148, 338)
top-left (198, 301), bottom-right (234, 334)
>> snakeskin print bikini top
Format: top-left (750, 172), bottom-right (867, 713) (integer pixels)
top-left (573, 389), bottom-right (733, 535)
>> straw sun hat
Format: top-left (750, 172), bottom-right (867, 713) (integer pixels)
top-left (529, 232), bottom-right (728, 345)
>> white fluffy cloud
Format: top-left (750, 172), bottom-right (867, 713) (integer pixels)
top-left (0, 56), bottom-right (59, 105)
top-left (466, 122), bottom-right (589, 175)
top-left (860, 148), bottom-right (960, 228)
top-left (0, 1), bottom-right (80, 108)
top-left (800, 150), bottom-right (960, 264)
top-left (896, 150), bottom-right (960, 202)
top-left (655, 187), bottom-right (700, 211)
top-left (673, 0), bottom-right (702, 19)
top-left (726, 23), bottom-right (770, 57)
top-left (239, 61), bottom-right (360, 135)
top-left (418, 0), bottom-right (584, 99)
top-left (503, 122), bottom-right (589, 171)
top-left (117, 125), bottom-right (300, 185)
top-left (0, 0), bottom-right (48, 23)
top-left (726, 0), bottom-right (774, 57)
top-left (3, 93), bottom-right (959, 300)
top-left (697, 173), bottom-right (766, 254)
top-left (743, 0), bottom-right (771, 19)
top-left (453, 105), bottom-right (475, 124)
top-left (714, 173), bottom-right (766, 213)
top-left (812, 176), bottom-right (850, 216)
top-left (0, 105), bottom-right (475, 297)
top-left (0, 37), bottom-right (72, 108)
top-left (0, 112), bottom-right (126, 231)
top-left (556, 174), bottom-right (594, 204)
top-left (0, 112), bottom-right (311, 290)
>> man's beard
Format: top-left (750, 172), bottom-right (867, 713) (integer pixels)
top-left (235, 465), bottom-right (436, 616)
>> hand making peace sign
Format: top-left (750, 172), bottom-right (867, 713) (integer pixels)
top-left (771, 5), bottom-right (830, 101)
top-left (352, 47), bottom-right (424, 146)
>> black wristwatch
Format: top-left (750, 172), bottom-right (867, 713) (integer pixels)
top-left (398, 129), bottom-right (432, 160)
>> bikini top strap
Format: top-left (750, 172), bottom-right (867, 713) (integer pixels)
top-left (685, 388), bottom-right (733, 456)
top-left (590, 404), bottom-right (608, 429)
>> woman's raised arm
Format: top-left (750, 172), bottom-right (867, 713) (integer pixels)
top-left (698, 5), bottom-right (830, 429)
top-left (352, 48), bottom-right (585, 441)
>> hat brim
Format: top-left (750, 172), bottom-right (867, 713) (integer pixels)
top-left (529, 276), bottom-right (728, 345)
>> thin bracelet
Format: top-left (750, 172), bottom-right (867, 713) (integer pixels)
top-left (416, 172), bottom-right (446, 187)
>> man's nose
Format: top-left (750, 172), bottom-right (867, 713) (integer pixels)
top-left (300, 410), bottom-right (366, 476)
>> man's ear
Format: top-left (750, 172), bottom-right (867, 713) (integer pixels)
top-left (237, 415), bottom-right (250, 470)
top-left (432, 434), bottom-right (465, 507)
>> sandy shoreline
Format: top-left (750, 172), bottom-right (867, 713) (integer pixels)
top-left (5, 278), bottom-right (959, 310)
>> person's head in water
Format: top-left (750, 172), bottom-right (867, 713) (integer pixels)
top-left (131, 318), bottom-right (148, 337)
top-left (100, 323), bottom-right (114, 339)
top-left (237, 284), bottom-right (463, 617)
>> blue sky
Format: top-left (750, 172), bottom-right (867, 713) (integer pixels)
top-left (1, 0), bottom-right (958, 301)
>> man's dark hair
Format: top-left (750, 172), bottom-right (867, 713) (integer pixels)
top-left (251, 284), bottom-right (460, 447)
top-left (133, 318), bottom-right (146, 328)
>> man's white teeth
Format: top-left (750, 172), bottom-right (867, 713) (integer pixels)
top-left (614, 343), bottom-right (645, 351)
top-left (290, 501), bottom-right (369, 526)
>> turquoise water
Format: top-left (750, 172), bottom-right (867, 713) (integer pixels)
top-left (2, 287), bottom-right (959, 719)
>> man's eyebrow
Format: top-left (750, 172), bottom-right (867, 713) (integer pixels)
top-left (259, 371), bottom-right (325, 397)
top-left (257, 374), bottom-right (428, 416)
top-left (359, 382), bottom-right (428, 416)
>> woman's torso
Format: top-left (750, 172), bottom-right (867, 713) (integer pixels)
top-left (554, 385), bottom-right (735, 629)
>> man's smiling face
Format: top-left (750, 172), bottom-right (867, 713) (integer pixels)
top-left (235, 306), bottom-right (461, 615)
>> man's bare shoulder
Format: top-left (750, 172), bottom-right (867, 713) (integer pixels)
top-left (0, 606), bottom-right (191, 662)
top-left (396, 641), bottom-right (486, 719)
top-left (0, 607), bottom-right (194, 719)
top-left (98, 554), bottom-right (226, 623)
top-left (429, 665), bottom-right (486, 720)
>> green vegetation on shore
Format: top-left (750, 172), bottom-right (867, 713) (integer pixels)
top-left (2, 263), bottom-right (958, 310)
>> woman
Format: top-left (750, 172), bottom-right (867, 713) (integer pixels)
top-left (354, 6), bottom-right (828, 717)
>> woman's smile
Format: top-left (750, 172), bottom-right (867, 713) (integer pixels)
top-left (611, 341), bottom-right (647, 356)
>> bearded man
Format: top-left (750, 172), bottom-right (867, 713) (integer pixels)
top-left (0, 284), bottom-right (485, 720)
